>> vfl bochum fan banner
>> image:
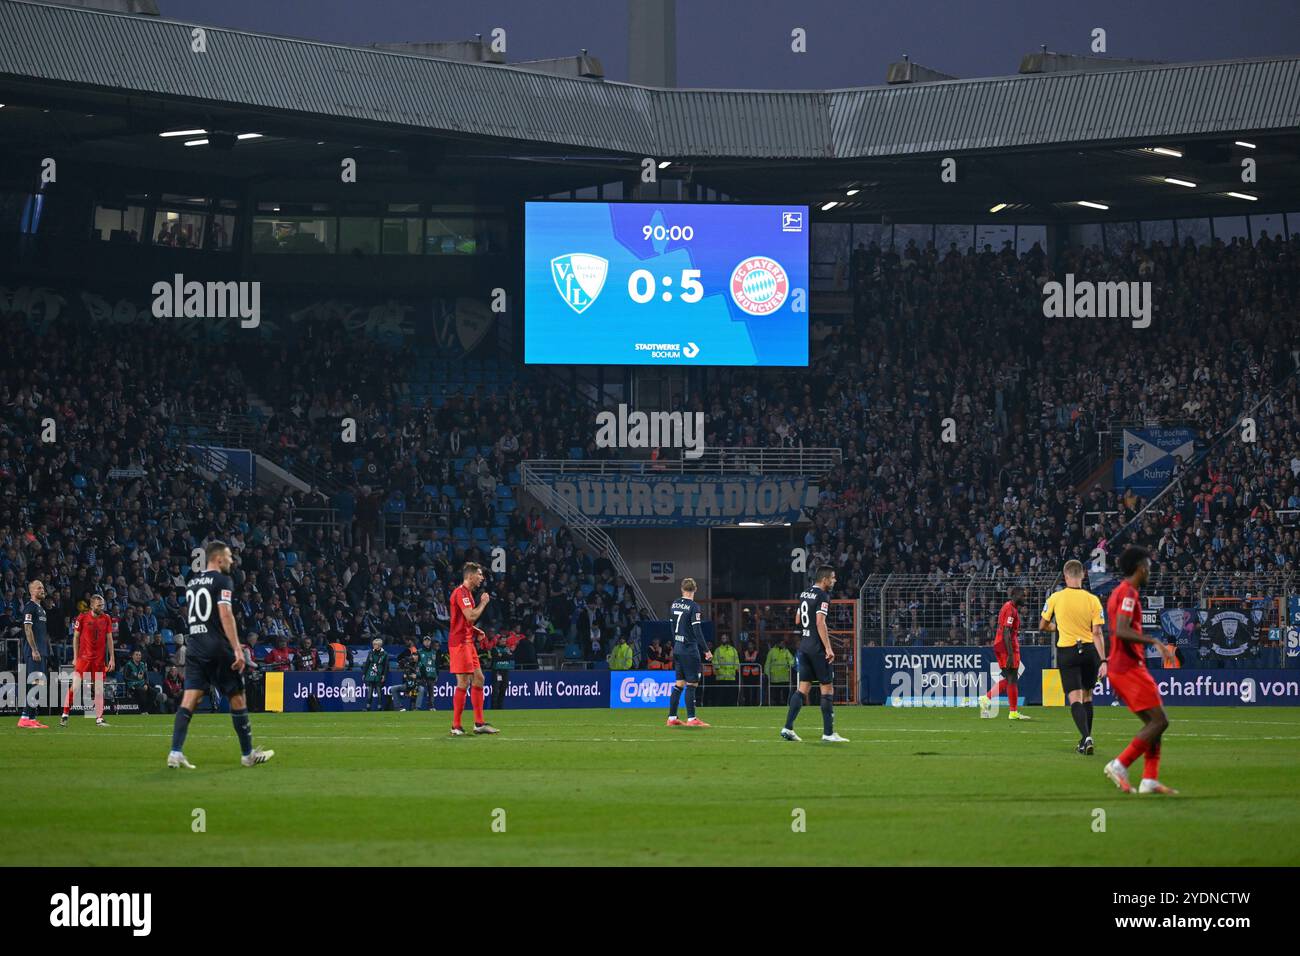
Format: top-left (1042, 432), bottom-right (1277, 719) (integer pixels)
top-left (548, 475), bottom-right (817, 527)
top-left (1114, 427), bottom-right (1197, 494)
top-left (186, 445), bottom-right (255, 489)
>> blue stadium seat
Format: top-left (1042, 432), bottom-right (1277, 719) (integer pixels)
top-left (569, 447), bottom-right (584, 460)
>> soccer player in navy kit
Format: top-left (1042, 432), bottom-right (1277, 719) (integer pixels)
top-left (666, 578), bottom-right (712, 728)
top-left (782, 566), bottom-right (848, 742)
top-left (18, 580), bottom-right (51, 729)
top-left (167, 541), bottom-right (274, 769)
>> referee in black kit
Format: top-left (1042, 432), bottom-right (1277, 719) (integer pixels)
top-left (1039, 559), bottom-right (1107, 755)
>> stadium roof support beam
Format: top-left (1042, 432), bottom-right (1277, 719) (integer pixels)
top-left (886, 58), bottom-right (958, 85)
top-left (370, 40), bottom-right (505, 65)
top-left (1019, 52), bottom-right (1165, 73)
top-left (512, 55), bottom-right (606, 80)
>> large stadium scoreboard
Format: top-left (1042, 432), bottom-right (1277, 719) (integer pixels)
top-left (524, 201), bottom-right (810, 366)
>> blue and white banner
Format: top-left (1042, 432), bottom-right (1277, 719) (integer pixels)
top-left (279, 671), bottom-right (489, 712)
top-left (187, 445), bottom-right (255, 489)
top-left (1115, 426), bottom-right (1197, 494)
top-left (609, 670), bottom-right (681, 708)
top-left (275, 669), bottom-right (612, 711)
top-left (550, 475), bottom-right (815, 527)
top-left (498, 670), bottom-right (609, 709)
top-left (1092, 670), bottom-right (1300, 706)
top-left (860, 647), bottom-right (1053, 706)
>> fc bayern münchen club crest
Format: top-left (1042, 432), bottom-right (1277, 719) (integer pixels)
top-left (551, 253), bottom-right (609, 314)
top-left (730, 256), bottom-right (789, 315)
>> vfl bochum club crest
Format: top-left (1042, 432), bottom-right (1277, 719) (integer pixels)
top-left (552, 253), bottom-right (609, 314)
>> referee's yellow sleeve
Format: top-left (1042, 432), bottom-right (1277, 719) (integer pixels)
top-left (1091, 595), bottom-right (1104, 627)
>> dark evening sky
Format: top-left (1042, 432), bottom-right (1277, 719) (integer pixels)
top-left (155, 0), bottom-right (1300, 88)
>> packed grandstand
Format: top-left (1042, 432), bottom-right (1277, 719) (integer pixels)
top-left (3, 230), bottom-right (1297, 688)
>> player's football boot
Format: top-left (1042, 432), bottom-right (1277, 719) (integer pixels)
top-left (1138, 779), bottom-right (1179, 795)
top-left (96, 717), bottom-right (110, 727)
top-left (449, 727), bottom-right (467, 736)
top-left (473, 723), bottom-right (501, 735)
top-left (666, 716), bottom-right (684, 727)
top-left (240, 748), bottom-right (275, 767)
top-left (166, 751), bottom-right (196, 769)
top-left (685, 717), bottom-right (710, 728)
top-left (1082, 736), bottom-right (1095, 755)
top-left (1104, 759), bottom-right (1134, 793)
top-left (59, 714), bottom-right (69, 727)
top-left (978, 695), bottom-right (994, 718)
top-left (1008, 710), bottom-right (1032, 720)
top-left (821, 732), bottom-right (850, 742)
top-left (780, 727), bottom-right (802, 742)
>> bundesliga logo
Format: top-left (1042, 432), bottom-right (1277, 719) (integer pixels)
top-left (729, 256), bottom-right (789, 315)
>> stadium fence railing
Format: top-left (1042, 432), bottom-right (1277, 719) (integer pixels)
top-left (857, 570), bottom-right (1296, 657)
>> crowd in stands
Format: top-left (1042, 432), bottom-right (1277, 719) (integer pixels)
top-left (2, 228), bottom-right (1297, 690)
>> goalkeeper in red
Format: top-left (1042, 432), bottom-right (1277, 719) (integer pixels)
top-left (980, 585), bottom-right (1029, 720)
top-left (447, 562), bottom-right (499, 736)
top-left (1103, 546), bottom-right (1179, 795)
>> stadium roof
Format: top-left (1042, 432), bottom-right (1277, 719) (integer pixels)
top-left (3, 0), bottom-right (1299, 160)
top-left (2, 0), bottom-right (1299, 221)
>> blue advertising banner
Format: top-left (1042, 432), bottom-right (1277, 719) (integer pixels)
top-left (1288, 598), bottom-right (1300, 666)
top-left (278, 671), bottom-right (490, 712)
top-left (550, 475), bottom-right (816, 527)
top-left (275, 670), bottom-right (611, 712)
top-left (187, 445), bottom-right (255, 489)
top-left (1091, 670), bottom-right (1300, 706)
top-left (860, 647), bottom-right (1053, 706)
top-left (1114, 426), bottom-right (1197, 494)
top-left (498, 670), bottom-right (609, 709)
top-left (609, 670), bottom-right (681, 708)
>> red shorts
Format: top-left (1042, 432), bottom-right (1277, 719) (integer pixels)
top-left (1109, 665), bottom-right (1162, 713)
top-left (74, 659), bottom-right (107, 677)
top-left (994, 642), bottom-right (1019, 670)
top-left (449, 644), bottom-right (481, 674)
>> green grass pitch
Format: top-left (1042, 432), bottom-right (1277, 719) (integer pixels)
top-left (4, 706), bottom-right (1298, 866)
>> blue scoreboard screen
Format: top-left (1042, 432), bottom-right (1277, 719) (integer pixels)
top-left (524, 201), bottom-right (809, 366)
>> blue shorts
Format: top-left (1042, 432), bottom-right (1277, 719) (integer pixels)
top-left (674, 655), bottom-right (703, 684)
top-left (20, 645), bottom-right (49, 668)
top-left (184, 644), bottom-right (246, 697)
top-left (796, 647), bottom-right (834, 686)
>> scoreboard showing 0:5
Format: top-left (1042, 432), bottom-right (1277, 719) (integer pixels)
top-left (524, 201), bottom-right (810, 366)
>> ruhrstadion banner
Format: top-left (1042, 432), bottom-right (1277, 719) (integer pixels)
top-left (549, 474), bottom-right (816, 527)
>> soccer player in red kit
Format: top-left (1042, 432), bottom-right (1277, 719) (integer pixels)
top-left (980, 585), bottom-right (1030, 720)
top-left (1103, 546), bottom-right (1179, 795)
top-left (61, 593), bottom-right (115, 727)
top-left (447, 562), bottom-right (499, 736)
